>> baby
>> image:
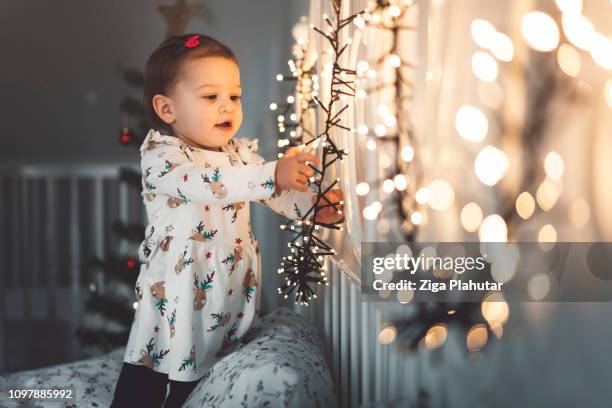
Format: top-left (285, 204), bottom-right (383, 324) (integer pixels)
top-left (110, 33), bottom-right (343, 407)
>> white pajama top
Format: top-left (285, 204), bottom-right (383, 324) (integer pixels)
top-left (122, 129), bottom-right (314, 381)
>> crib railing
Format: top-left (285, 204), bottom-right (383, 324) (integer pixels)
top-left (295, 257), bottom-right (440, 407)
top-left (0, 163), bottom-right (142, 374)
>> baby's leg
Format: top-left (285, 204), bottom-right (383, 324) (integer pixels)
top-left (164, 378), bottom-right (202, 407)
top-left (110, 362), bottom-right (168, 407)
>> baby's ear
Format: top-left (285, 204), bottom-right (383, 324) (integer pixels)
top-left (152, 94), bottom-right (175, 125)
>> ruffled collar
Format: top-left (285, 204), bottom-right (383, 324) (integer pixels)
top-left (140, 129), bottom-right (262, 163)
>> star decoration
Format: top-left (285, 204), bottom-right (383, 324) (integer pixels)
top-left (235, 237), bottom-right (242, 245)
top-left (228, 289), bottom-right (234, 296)
top-left (204, 205), bottom-right (210, 211)
top-left (157, 0), bottom-right (205, 39)
top-left (183, 174), bottom-right (189, 182)
top-left (154, 326), bottom-right (160, 333)
top-left (205, 251), bottom-right (212, 259)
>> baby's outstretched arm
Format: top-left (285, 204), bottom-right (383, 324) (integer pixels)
top-left (142, 141), bottom-right (279, 205)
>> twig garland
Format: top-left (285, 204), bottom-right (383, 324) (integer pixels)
top-left (276, 0), bottom-right (364, 305)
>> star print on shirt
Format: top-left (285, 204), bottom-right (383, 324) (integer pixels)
top-left (205, 251), bottom-right (212, 259)
top-left (228, 289), bottom-right (233, 296)
top-left (154, 326), bottom-right (160, 333)
top-left (183, 174), bottom-right (189, 182)
top-left (204, 205), bottom-right (210, 212)
top-left (235, 238), bottom-right (242, 245)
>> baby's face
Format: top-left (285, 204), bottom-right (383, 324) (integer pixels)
top-left (169, 56), bottom-right (242, 150)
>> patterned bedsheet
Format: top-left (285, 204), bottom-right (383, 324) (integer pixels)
top-left (0, 307), bottom-right (335, 407)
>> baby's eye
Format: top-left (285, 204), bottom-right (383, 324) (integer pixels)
top-left (231, 95), bottom-right (241, 101)
top-left (203, 95), bottom-right (217, 100)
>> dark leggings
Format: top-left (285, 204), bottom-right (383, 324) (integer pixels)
top-left (110, 363), bottom-right (201, 408)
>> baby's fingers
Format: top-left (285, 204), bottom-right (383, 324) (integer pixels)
top-left (296, 152), bottom-right (321, 165)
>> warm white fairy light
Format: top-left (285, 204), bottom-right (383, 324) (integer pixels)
top-left (133, 301), bottom-right (139, 310)
top-left (269, 102), bottom-right (278, 111)
top-left (479, 214), bottom-right (508, 242)
top-left (472, 51), bottom-right (498, 82)
top-left (557, 44), bottom-right (581, 77)
top-left (401, 145), bottom-right (414, 161)
top-left (425, 324), bottom-right (448, 350)
top-left (561, 14), bottom-right (595, 51)
top-left (371, 201), bottom-right (382, 213)
top-left (569, 198), bottom-right (590, 227)
top-left (490, 32), bottom-right (514, 62)
top-left (383, 115), bottom-right (397, 128)
top-left (357, 124), bottom-right (369, 135)
top-left (382, 179), bottom-right (395, 193)
top-left (474, 146), bottom-right (509, 186)
top-left (516, 191), bottom-right (536, 219)
top-left (393, 174), bottom-right (408, 191)
top-left (471, 19), bottom-right (497, 49)
top-left (277, 115), bottom-right (285, 123)
top-left (378, 326), bottom-right (397, 345)
top-left (555, 0), bottom-right (583, 15)
top-left (538, 224), bottom-right (558, 251)
top-left (377, 104), bottom-right (390, 117)
top-left (544, 151), bottom-right (565, 181)
top-left (527, 273), bottom-right (550, 301)
top-left (456, 105), bottom-right (488, 142)
top-left (356, 90), bottom-right (367, 99)
top-left (354, 15), bottom-right (366, 29)
top-left (276, 74), bottom-right (284, 81)
top-left (427, 179), bottom-right (455, 211)
top-left (481, 292), bottom-right (509, 328)
top-left (466, 324), bottom-right (488, 352)
top-left (356, 182), bottom-right (370, 196)
top-left (410, 211), bottom-right (423, 225)
top-left (536, 178), bottom-right (562, 211)
top-left (287, 95), bottom-right (295, 104)
top-left (366, 139), bottom-right (377, 150)
top-left (389, 5), bottom-right (401, 17)
top-left (415, 187), bottom-right (430, 204)
top-left (522, 11), bottom-right (560, 52)
top-left (367, 69), bottom-right (377, 79)
top-left (461, 202), bottom-right (483, 232)
top-left (389, 54), bottom-right (401, 68)
top-left (363, 205), bottom-right (379, 220)
top-left (374, 124), bottom-right (387, 137)
top-left (590, 33), bottom-right (612, 70)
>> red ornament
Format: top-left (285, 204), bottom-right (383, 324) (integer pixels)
top-left (184, 35), bottom-right (201, 48)
top-left (125, 258), bottom-right (137, 269)
top-left (120, 127), bottom-right (132, 145)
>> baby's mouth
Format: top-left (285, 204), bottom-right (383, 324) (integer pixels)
top-left (215, 121), bottom-right (233, 129)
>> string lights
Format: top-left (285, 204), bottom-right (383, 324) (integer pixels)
top-left (274, 0), bottom-right (363, 305)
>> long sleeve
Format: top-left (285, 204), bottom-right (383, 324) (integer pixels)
top-left (141, 131), bottom-right (278, 206)
top-left (257, 187), bottom-right (316, 221)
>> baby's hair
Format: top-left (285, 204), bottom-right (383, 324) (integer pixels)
top-left (143, 33), bottom-right (238, 132)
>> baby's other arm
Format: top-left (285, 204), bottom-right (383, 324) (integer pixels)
top-left (142, 142), bottom-right (279, 205)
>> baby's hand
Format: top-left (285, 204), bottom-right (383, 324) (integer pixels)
top-left (311, 189), bottom-right (344, 224)
top-left (275, 147), bottom-right (321, 193)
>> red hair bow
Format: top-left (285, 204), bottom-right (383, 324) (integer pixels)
top-left (184, 35), bottom-right (201, 48)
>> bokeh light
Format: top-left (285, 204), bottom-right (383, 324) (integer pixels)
top-left (461, 202), bottom-right (483, 232)
top-left (456, 105), bottom-right (488, 142)
top-left (522, 11), bottom-right (560, 52)
top-left (516, 191), bottom-right (536, 219)
top-left (479, 214), bottom-right (508, 242)
top-left (474, 146), bottom-right (510, 186)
